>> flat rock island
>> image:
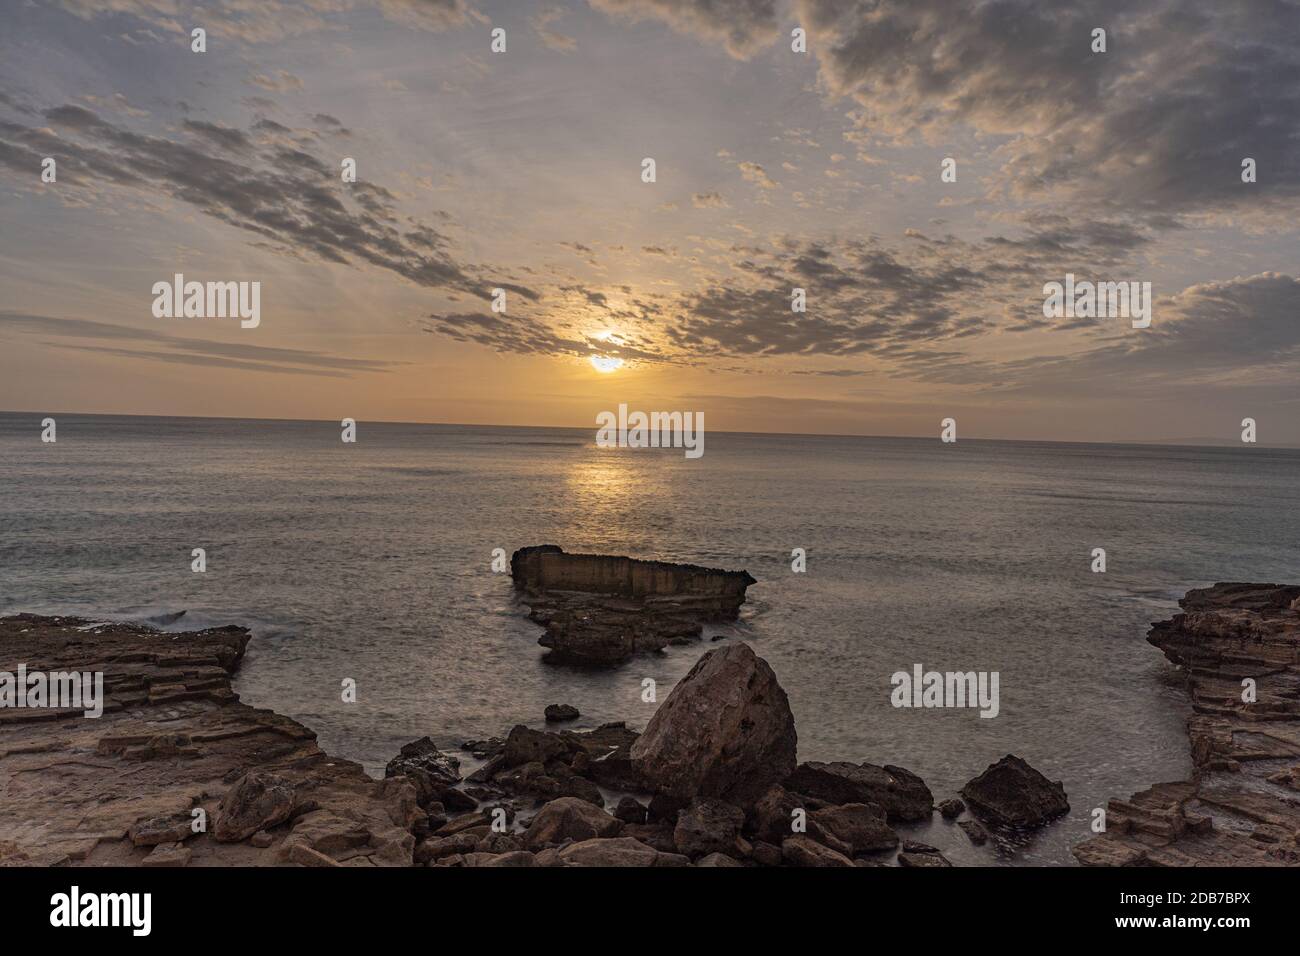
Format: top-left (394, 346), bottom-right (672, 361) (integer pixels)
top-left (510, 544), bottom-right (757, 665)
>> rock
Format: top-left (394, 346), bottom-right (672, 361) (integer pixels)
top-left (750, 840), bottom-right (782, 867)
top-left (961, 755), bottom-right (1069, 828)
top-left (808, 803), bottom-right (898, 853)
top-left (128, 812), bottom-right (193, 847)
top-left (562, 722), bottom-right (643, 790)
top-left (503, 725), bottom-right (573, 767)
top-left (533, 847), bottom-right (565, 867)
top-left (958, 819), bottom-right (990, 845)
top-left (287, 843), bottom-right (342, 867)
top-left (278, 808), bottom-right (415, 866)
top-left (620, 823), bottom-right (678, 853)
top-left (558, 837), bottom-right (690, 867)
top-left (475, 833), bottom-right (522, 854)
top-left (781, 835), bottom-right (854, 867)
top-left (673, 797), bottom-right (745, 858)
top-left (476, 850), bottom-right (535, 867)
top-left (614, 797), bottom-right (648, 824)
top-left (898, 850), bottom-right (952, 867)
top-left (523, 797), bottom-right (622, 849)
top-left (415, 833), bottom-right (479, 864)
top-left (785, 762), bottom-right (932, 822)
top-left (938, 798), bottom-right (965, 819)
top-left (747, 784), bottom-right (805, 844)
top-left (696, 852), bottom-right (744, 867)
top-left (0, 615), bottom-right (420, 868)
top-left (141, 842), bottom-right (191, 867)
top-left (250, 830), bottom-right (275, 849)
top-left (511, 545), bottom-right (756, 665)
top-left (631, 643), bottom-right (797, 807)
top-left (440, 788), bottom-right (478, 812)
top-left (214, 771), bottom-right (295, 842)
top-left (384, 737), bottom-right (461, 806)
top-left (545, 704), bottom-right (580, 722)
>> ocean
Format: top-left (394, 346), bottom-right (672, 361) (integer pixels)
top-left (3, 411), bottom-right (1299, 865)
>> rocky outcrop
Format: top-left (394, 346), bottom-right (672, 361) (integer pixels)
top-left (631, 642), bottom-right (797, 808)
top-left (1074, 583), bottom-right (1300, 866)
top-left (0, 614), bottom-right (419, 867)
top-left (961, 755), bottom-right (1069, 829)
top-left (510, 545), bottom-right (757, 665)
top-left (784, 761), bottom-right (933, 823)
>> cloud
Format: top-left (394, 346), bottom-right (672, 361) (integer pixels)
top-left (0, 311), bottom-right (404, 377)
top-left (796, 0), bottom-right (1300, 220)
top-left (56, 0), bottom-right (472, 43)
top-left (737, 160), bottom-right (777, 189)
top-left (589, 0), bottom-right (779, 59)
top-left (691, 190), bottom-right (728, 208)
top-left (0, 104), bottom-right (533, 303)
top-left (532, 6), bottom-right (578, 52)
top-left (248, 71), bottom-right (304, 93)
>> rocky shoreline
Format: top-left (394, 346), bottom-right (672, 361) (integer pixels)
top-left (1073, 583), bottom-right (1300, 866)
top-left (0, 614), bottom-right (418, 866)
top-left (1, 612), bottom-right (1072, 868)
top-left (8, 579), bottom-right (1295, 867)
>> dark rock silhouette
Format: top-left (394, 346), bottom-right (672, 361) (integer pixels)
top-left (510, 545), bottom-right (756, 665)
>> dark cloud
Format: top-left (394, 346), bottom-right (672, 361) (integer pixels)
top-left (797, 0), bottom-right (1300, 217)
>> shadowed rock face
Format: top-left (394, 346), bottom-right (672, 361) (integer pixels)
top-left (510, 545), bottom-right (758, 665)
top-left (1074, 583), bottom-right (1300, 866)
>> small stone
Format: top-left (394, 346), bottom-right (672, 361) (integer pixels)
top-left (958, 819), bottom-right (989, 845)
top-left (613, 796), bottom-right (647, 824)
top-left (938, 798), bottom-right (965, 819)
top-left (141, 842), bottom-right (191, 867)
top-left (544, 704), bottom-right (580, 722)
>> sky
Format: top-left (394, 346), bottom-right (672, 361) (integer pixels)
top-left (1, 0), bottom-right (1298, 442)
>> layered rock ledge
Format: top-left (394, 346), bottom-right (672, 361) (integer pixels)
top-left (0, 614), bottom-right (419, 866)
top-left (1073, 583), bottom-right (1300, 866)
top-left (510, 545), bottom-right (757, 665)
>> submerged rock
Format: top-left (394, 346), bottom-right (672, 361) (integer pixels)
top-left (631, 642), bottom-right (797, 808)
top-left (511, 545), bottom-right (756, 665)
top-left (961, 755), bottom-right (1069, 829)
top-left (545, 704), bottom-right (580, 722)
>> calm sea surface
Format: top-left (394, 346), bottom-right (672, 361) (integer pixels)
top-left (3, 412), bottom-right (1299, 864)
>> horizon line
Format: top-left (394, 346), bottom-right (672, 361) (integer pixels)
top-left (3, 408), bottom-right (1295, 451)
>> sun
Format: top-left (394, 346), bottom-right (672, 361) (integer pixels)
top-left (589, 355), bottom-right (624, 373)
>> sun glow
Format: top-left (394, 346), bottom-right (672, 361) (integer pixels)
top-left (589, 355), bottom-right (624, 373)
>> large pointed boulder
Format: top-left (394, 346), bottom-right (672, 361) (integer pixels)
top-left (630, 642), bottom-right (797, 808)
